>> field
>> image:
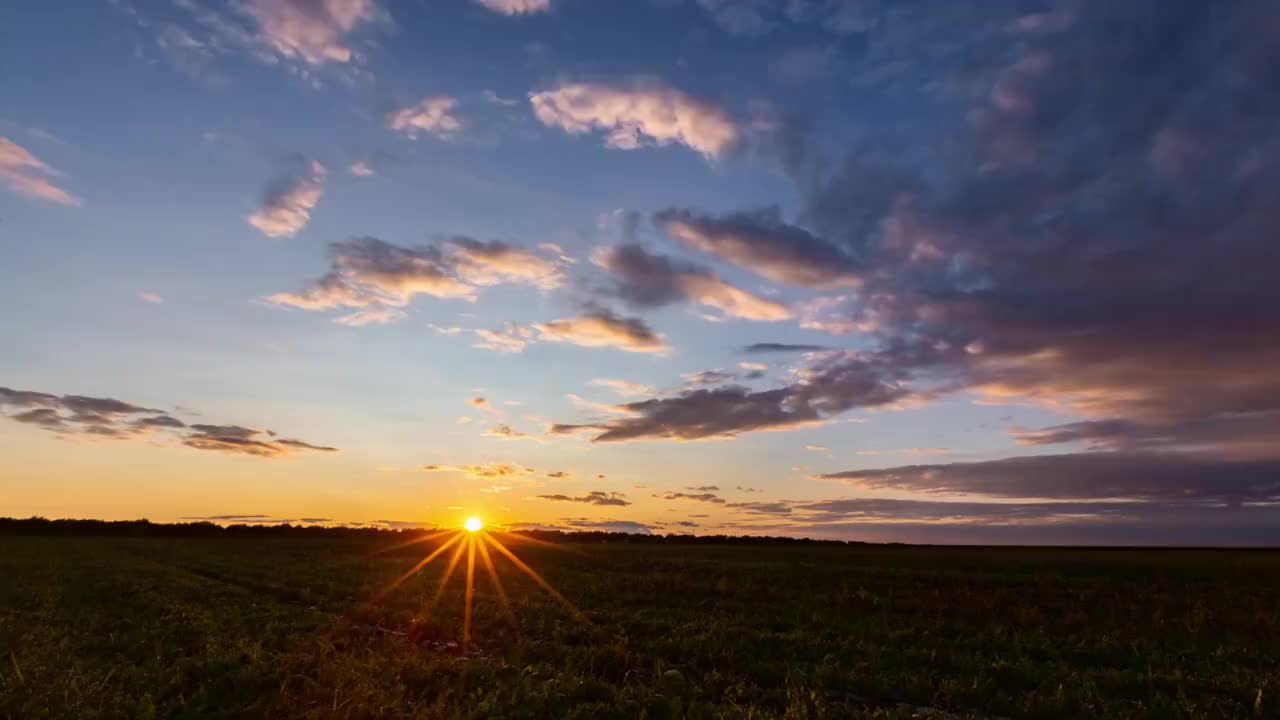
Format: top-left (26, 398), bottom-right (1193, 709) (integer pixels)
top-left (1, 532), bottom-right (1277, 719)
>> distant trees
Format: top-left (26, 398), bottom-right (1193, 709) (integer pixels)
top-left (0, 517), bottom-right (862, 546)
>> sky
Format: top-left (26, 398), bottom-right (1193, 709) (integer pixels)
top-left (2, 0), bottom-right (1278, 545)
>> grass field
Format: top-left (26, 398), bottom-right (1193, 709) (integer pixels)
top-left (1, 533), bottom-right (1277, 719)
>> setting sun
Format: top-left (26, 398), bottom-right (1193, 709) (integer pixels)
top-left (464, 517), bottom-right (483, 532)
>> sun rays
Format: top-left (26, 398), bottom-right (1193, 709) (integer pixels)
top-left (370, 520), bottom-right (586, 651)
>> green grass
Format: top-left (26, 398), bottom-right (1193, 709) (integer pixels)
top-left (1, 534), bottom-right (1277, 719)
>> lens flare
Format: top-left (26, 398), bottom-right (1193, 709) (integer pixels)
top-left (370, 522), bottom-right (585, 652)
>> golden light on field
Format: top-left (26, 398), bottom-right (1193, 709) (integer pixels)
top-left (366, 521), bottom-right (585, 652)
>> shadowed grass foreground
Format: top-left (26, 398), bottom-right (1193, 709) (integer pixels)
top-left (1, 534), bottom-right (1277, 719)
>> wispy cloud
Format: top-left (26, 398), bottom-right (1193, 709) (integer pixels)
top-left (590, 378), bottom-right (655, 397)
top-left (483, 424), bottom-right (542, 442)
top-left (741, 343), bottom-right (830, 354)
top-left (473, 323), bottom-right (534, 353)
top-left (386, 96), bottom-right (463, 140)
top-left (247, 159), bottom-right (325, 238)
top-left (655, 208), bottom-right (858, 289)
top-left (269, 237), bottom-right (562, 324)
top-left (592, 244), bottom-right (790, 321)
top-left (472, 0), bottom-right (551, 15)
top-left (534, 308), bottom-right (669, 354)
top-left (0, 136), bottom-right (82, 206)
top-left (239, 0), bottom-right (379, 65)
top-left (0, 386), bottom-right (337, 458)
top-left (422, 462), bottom-right (534, 479)
top-left (535, 491), bottom-right (630, 507)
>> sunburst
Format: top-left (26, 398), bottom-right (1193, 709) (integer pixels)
top-left (370, 518), bottom-right (585, 651)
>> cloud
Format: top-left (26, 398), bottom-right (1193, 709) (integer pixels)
top-left (421, 462), bottom-right (533, 479)
top-left (590, 1), bottom-right (1280, 485)
top-left (473, 323), bottom-right (533, 353)
top-left (592, 244), bottom-right (790, 321)
top-left (247, 159), bottom-right (325, 238)
top-left (386, 96), bottom-right (463, 140)
top-left (791, 497), bottom-right (1277, 526)
top-left (590, 378), bottom-right (654, 397)
top-left (654, 208), bottom-right (858, 289)
top-left (466, 397), bottom-right (488, 408)
top-left (655, 491), bottom-right (788, 517)
top-left (269, 236), bottom-right (562, 324)
top-left (567, 393), bottom-right (631, 416)
top-left (805, 444), bottom-right (829, 451)
top-left (333, 306), bottom-right (406, 326)
top-left (855, 447), bottom-right (949, 457)
top-left (534, 308), bottom-right (669, 354)
top-left (545, 470), bottom-right (570, 478)
top-left (530, 79), bottom-right (739, 159)
top-left (373, 519), bottom-right (433, 529)
top-left (535, 491), bottom-right (630, 507)
top-left (139, 292), bottom-right (163, 304)
top-left (180, 514), bottom-right (273, 521)
top-left (741, 343), bottom-right (830, 354)
top-left (658, 491), bottom-right (725, 504)
top-left (696, 0), bottom-right (773, 36)
top-left (472, 0), bottom-right (550, 15)
top-left (268, 239), bottom-right (469, 316)
top-left (483, 424), bottom-right (541, 442)
top-left (0, 386), bottom-right (336, 458)
top-left (686, 485), bottom-right (720, 491)
top-left (560, 518), bottom-right (653, 534)
top-left (551, 351), bottom-right (911, 442)
top-left (239, 0), bottom-right (378, 65)
top-left (447, 237), bottom-right (563, 289)
top-left (683, 370), bottom-right (736, 387)
top-left (815, 452), bottom-right (1280, 505)
top-left (0, 136), bottom-right (82, 206)
top-left (183, 424), bottom-right (338, 457)
top-left (348, 160), bottom-right (374, 176)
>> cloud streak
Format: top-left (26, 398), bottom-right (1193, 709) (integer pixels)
top-left (534, 308), bottom-right (669, 354)
top-left (0, 136), bottom-right (82, 206)
top-left (0, 386), bottom-right (337, 458)
top-left (472, 0), bottom-right (550, 15)
top-left (592, 244), bottom-right (790, 321)
top-left (655, 208), bottom-right (858, 289)
top-left (535, 491), bottom-right (630, 507)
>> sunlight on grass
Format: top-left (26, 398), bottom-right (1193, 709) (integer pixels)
top-left (368, 524), bottom-right (585, 651)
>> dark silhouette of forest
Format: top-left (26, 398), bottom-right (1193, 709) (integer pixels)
top-left (0, 516), bottom-right (858, 546)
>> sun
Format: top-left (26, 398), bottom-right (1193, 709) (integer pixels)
top-left (367, 517), bottom-right (586, 653)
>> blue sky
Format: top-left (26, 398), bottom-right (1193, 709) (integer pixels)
top-left (3, 0), bottom-right (1278, 545)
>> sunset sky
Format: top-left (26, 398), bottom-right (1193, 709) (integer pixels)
top-left (3, 0), bottom-right (1278, 544)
